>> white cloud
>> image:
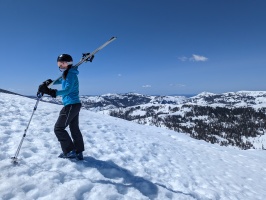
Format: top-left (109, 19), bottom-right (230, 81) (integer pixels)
top-left (190, 54), bottom-right (208, 62)
top-left (178, 56), bottom-right (188, 62)
top-left (169, 83), bottom-right (186, 87)
top-left (142, 85), bottom-right (151, 88)
top-left (178, 54), bottom-right (208, 62)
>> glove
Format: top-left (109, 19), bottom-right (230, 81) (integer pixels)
top-left (44, 79), bottom-right (53, 86)
top-left (38, 82), bottom-right (57, 98)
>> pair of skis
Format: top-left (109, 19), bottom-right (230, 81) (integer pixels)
top-left (49, 36), bottom-right (117, 87)
top-left (11, 36), bottom-right (117, 164)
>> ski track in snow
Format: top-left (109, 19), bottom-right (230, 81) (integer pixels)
top-left (0, 93), bottom-right (266, 200)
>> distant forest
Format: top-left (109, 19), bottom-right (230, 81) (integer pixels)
top-left (110, 105), bottom-right (266, 150)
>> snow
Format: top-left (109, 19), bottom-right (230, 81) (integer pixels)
top-left (192, 92), bottom-right (216, 98)
top-left (131, 110), bottom-right (147, 117)
top-left (150, 96), bottom-right (187, 105)
top-left (1, 93), bottom-right (266, 200)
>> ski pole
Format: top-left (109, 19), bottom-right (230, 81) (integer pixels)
top-left (11, 93), bottom-right (43, 164)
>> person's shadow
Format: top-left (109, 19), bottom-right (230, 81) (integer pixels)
top-left (80, 156), bottom-right (158, 199)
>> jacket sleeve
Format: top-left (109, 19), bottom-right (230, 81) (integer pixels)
top-left (56, 74), bottom-right (75, 96)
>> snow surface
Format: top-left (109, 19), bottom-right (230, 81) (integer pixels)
top-left (1, 93), bottom-right (266, 200)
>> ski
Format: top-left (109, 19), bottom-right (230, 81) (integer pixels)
top-left (49, 36), bottom-right (117, 86)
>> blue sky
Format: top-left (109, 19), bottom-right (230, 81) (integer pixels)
top-left (1, 0), bottom-right (265, 96)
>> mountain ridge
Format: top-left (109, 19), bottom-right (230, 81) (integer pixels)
top-left (2, 88), bottom-right (266, 150)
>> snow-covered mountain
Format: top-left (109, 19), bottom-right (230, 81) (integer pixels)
top-left (41, 92), bottom-right (187, 111)
top-left (0, 93), bottom-right (266, 199)
top-left (189, 91), bottom-right (266, 108)
top-left (40, 91), bottom-right (266, 150)
top-left (41, 91), bottom-right (266, 111)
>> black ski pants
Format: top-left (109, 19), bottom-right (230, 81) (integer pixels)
top-left (54, 103), bottom-right (84, 154)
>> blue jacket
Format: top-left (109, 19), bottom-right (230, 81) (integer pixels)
top-left (54, 68), bottom-right (81, 106)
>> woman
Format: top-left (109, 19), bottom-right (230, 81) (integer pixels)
top-left (38, 54), bottom-right (84, 160)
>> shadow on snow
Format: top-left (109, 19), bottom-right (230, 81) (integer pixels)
top-left (80, 156), bottom-right (158, 199)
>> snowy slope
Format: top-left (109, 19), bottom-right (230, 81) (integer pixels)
top-left (0, 93), bottom-right (266, 200)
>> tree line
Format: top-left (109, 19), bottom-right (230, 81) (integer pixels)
top-left (110, 105), bottom-right (266, 150)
